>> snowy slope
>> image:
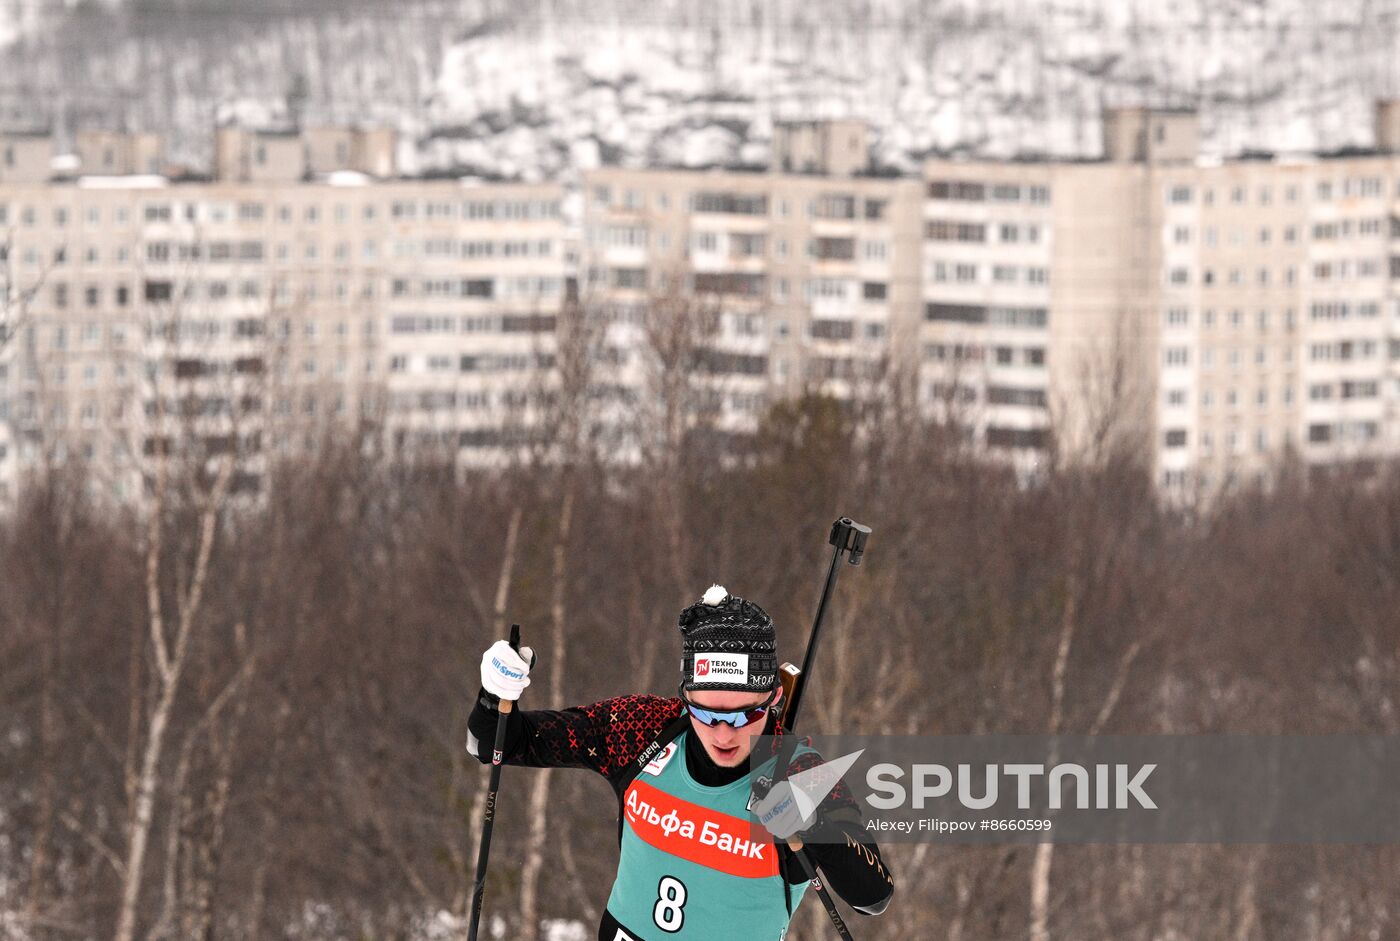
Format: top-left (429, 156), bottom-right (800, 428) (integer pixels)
top-left (1, 0), bottom-right (1397, 178)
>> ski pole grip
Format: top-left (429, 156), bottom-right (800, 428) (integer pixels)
top-left (499, 624), bottom-right (522, 715)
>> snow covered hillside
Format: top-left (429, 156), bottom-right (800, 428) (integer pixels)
top-left (2, 0), bottom-right (1399, 178)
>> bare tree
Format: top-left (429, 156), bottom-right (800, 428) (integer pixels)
top-left (113, 275), bottom-right (240, 941)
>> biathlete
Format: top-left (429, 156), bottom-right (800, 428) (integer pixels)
top-left (468, 585), bottom-right (894, 940)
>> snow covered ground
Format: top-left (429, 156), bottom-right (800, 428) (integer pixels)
top-left (2, 0), bottom-right (1399, 178)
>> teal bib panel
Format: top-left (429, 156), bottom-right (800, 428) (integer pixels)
top-left (605, 733), bottom-right (808, 939)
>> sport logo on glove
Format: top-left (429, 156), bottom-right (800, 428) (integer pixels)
top-left (492, 656), bottom-right (525, 680)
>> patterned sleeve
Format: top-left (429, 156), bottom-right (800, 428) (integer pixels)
top-left (468, 690), bottom-right (684, 782)
top-left (787, 748), bottom-right (856, 807)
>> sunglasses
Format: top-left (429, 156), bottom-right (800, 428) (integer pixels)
top-left (680, 686), bottom-right (778, 729)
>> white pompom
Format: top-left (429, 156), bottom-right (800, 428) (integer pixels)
top-left (701, 584), bottom-right (728, 606)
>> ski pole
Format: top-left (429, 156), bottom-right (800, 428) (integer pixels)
top-left (777, 517), bottom-right (871, 941)
top-left (467, 623), bottom-right (522, 941)
top-left (785, 517), bottom-right (871, 727)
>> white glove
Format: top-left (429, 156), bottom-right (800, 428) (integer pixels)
top-left (480, 640), bottom-right (534, 701)
top-left (752, 781), bottom-right (813, 841)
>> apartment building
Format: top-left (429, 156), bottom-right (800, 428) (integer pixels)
top-left (0, 127), bottom-right (572, 500)
top-left (580, 162), bottom-right (923, 453)
top-left (922, 102), bottom-right (1400, 493)
top-left (7, 105), bottom-right (1400, 503)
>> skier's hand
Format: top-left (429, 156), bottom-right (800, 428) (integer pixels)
top-left (752, 781), bottom-right (818, 841)
top-left (480, 639), bottom-right (535, 701)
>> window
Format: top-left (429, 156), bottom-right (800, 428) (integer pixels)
top-left (925, 221), bottom-right (986, 243)
top-left (926, 180), bottom-right (986, 201)
top-left (810, 319), bottom-right (854, 341)
top-left (805, 278), bottom-right (850, 300)
top-left (1167, 185), bottom-right (1193, 204)
top-left (731, 233), bottom-right (765, 257)
top-left (987, 386), bottom-right (1047, 407)
top-left (612, 268), bottom-right (647, 290)
top-left (812, 236), bottom-right (856, 260)
top-left (1164, 347), bottom-right (1189, 367)
top-left (926, 303), bottom-right (985, 324)
top-left (693, 192), bottom-right (768, 215)
top-left (986, 306), bottom-right (1048, 328)
top-left (1164, 429), bottom-right (1188, 448)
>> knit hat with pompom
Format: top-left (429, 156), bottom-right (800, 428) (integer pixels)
top-left (678, 585), bottom-right (778, 694)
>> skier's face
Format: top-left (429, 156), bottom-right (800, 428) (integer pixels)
top-left (686, 686), bottom-right (782, 768)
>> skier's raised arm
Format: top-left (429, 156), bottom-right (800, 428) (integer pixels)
top-left (467, 639), bottom-right (683, 781)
